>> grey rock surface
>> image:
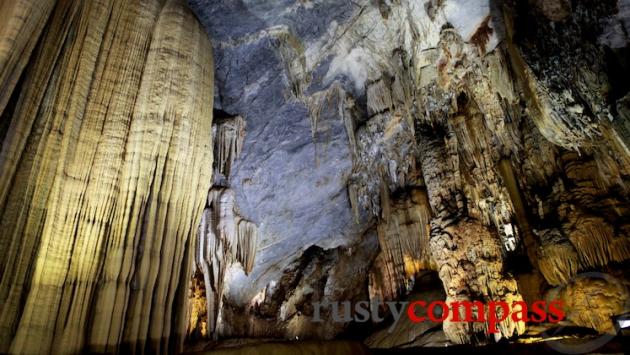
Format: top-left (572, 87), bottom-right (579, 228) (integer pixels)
top-left (188, 0), bottom-right (369, 304)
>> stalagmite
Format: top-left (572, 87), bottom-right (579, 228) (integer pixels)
top-left (537, 229), bottom-right (581, 286)
top-left (0, 0), bottom-right (214, 353)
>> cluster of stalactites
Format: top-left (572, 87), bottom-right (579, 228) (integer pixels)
top-left (368, 188), bottom-right (435, 302)
top-left (200, 189), bottom-right (258, 275)
top-left (347, 74), bottom-right (420, 223)
top-left (212, 115), bottom-right (245, 185)
top-left (193, 189), bottom-right (258, 338)
top-left (538, 211), bottom-right (630, 286)
top-left (345, 21), bottom-right (531, 343)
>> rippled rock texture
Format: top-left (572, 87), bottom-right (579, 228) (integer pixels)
top-left (0, 0), bottom-right (214, 353)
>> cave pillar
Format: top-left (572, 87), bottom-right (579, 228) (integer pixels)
top-left (418, 129), bottom-right (526, 344)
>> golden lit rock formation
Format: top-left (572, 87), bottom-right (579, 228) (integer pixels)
top-left (0, 0), bottom-right (214, 353)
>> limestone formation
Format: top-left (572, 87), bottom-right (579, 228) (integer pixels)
top-left (546, 273), bottom-right (630, 333)
top-left (0, 0), bottom-right (214, 353)
top-left (188, 114), bottom-right (259, 340)
top-left (368, 189), bottom-right (435, 303)
top-left (0, 0), bottom-right (56, 115)
top-left (194, 188), bottom-right (258, 338)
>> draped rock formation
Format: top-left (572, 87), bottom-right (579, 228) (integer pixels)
top-left (546, 272), bottom-right (630, 334)
top-left (194, 188), bottom-right (258, 339)
top-left (0, 0), bottom-right (214, 353)
top-left (189, 114), bottom-right (258, 340)
top-left (368, 188), bottom-right (435, 303)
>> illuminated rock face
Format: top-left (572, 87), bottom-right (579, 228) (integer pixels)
top-left (0, 0), bottom-right (214, 353)
top-left (188, 0), bottom-right (630, 346)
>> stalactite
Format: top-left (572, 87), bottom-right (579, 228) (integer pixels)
top-left (537, 229), bottom-right (581, 286)
top-left (0, 0), bottom-right (214, 353)
top-left (275, 31), bottom-right (307, 98)
top-left (368, 252), bottom-right (398, 303)
top-left (390, 51), bottom-right (416, 134)
top-left (530, 144), bottom-right (630, 287)
top-left (305, 84), bottom-right (337, 141)
top-left (367, 78), bottom-right (393, 117)
top-left (213, 115), bottom-right (245, 184)
top-left (565, 212), bottom-right (630, 269)
top-left (532, 160), bottom-right (630, 286)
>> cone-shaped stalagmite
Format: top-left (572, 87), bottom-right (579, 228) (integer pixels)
top-left (0, 0), bottom-right (214, 353)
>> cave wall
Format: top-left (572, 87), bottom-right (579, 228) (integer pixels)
top-left (187, 0), bottom-right (630, 346)
top-left (0, 0), bottom-right (214, 353)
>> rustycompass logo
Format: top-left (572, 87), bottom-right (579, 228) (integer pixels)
top-left (312, 271), bottom-right (630, 354)
top-left (312, 298), bottom-right (565, 334)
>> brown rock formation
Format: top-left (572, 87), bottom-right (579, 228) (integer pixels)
top-left (546, 272), bottom-right (630, 333)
